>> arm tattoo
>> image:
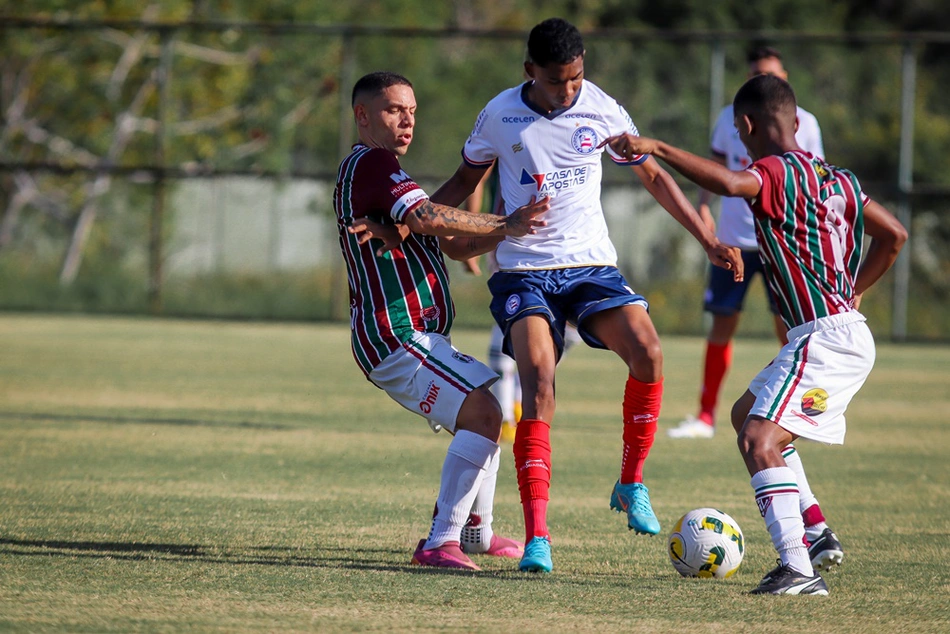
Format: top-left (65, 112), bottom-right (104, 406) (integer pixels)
top-left (411, 201), bottom-right (505, 233)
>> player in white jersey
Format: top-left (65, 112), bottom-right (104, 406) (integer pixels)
top-left (462, 165), bottom-right (582, 443)
top-left (431, 17), bottom-right (743, 573)
top-left (671, 46), bottom-right (826, 441)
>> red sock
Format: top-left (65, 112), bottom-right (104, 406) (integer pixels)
top-left (620, 376), bottom-right (662, 484)
top-left (699, 341), bottom-right (732, 425)
top-left (513, 418), bottom-right (551, 542)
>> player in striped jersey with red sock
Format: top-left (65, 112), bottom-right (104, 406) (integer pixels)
top-left (603, 73), bottom-right (906, 594)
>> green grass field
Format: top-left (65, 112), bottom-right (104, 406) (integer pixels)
top-left (0, 314), bottom-right (947, 632)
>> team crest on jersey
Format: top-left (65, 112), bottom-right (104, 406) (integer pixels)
top-left (452, 351), bottom-right (474, 364)
top-left (421, 305), bottom-right (441, 322)
top-left (801, 388), bottom-right (829, 416)
top-left (505, 294), bottom-right (521, 314)
top-left (571, 126), bottom-right (599, 154)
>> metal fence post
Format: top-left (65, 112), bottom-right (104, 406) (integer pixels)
top-left (149, 27), bottom-right (174, 314)
top-left (709, 38), bottom-right (725, 130)
top-left (329, 32), bottom-right (356, 320)
top-left (892, 41), bottom-right (916, 341)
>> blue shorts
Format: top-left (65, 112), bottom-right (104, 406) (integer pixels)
top-left (704, 250), bottom-right (778, 316)
top-left (488, 266), bottom-right (649, 357)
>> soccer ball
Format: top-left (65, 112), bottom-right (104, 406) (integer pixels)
top-left (668, 508), bottom-right (744, 578)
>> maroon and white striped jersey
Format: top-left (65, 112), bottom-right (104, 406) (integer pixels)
top-left (746, 151), bottom-right (869, 329)
top-left (333, 144), bottom-right (454, 377)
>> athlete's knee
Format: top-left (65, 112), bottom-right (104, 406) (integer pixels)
top-left (455, 386), bottom-right (503, 440)
top-left (731, 391), bottom-right (754, 436)
top-left (628, 334), bottom-right (662, 381)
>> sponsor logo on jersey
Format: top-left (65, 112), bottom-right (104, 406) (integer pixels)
top-left (512, 142), bottom-right (524, 153)
top-left (519, 166), bottom-right (589, 195)
top-left (419, 380), bottom-right (441, 414)
top-left (571, 126), bottom-right (599, 154)
top-left (801, 388), bottom-right (828, 416)
top-left (390, 169), bottom-right (411, 183)
top-left (452, 351), bottom-right (474, 363)
top-left (390, 180), bottom-right (419, 198)
top-left (505, 294), bottom-right (520, 314)
top-left (502, 115), bottom-right (535, 123)
top-left (421, 305), bottom-right (441, 322)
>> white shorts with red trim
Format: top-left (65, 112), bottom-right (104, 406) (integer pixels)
top-left (369, 331), bottom-right (498, 434)
top-left (748, 311), bottom-right (875, 445)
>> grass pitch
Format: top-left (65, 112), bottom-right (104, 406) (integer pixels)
top-left (0, 314), bottom-right (947, 632)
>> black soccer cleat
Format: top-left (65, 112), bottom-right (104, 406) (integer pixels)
top-left (808, 528), bottom-right (844, 571)
top-left (749, 562), bottom-right (829, 595)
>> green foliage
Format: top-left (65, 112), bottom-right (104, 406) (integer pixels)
top-left (2, 2), bottom-right (950, 338)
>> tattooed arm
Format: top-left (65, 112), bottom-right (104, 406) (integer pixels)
top-left (402, 196), bottom-right (549, 238)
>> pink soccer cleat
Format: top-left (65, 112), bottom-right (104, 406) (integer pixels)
top-left (410, 539), bottom-right (481, 571)
top-left (481, 534), bottom-right (524, 558)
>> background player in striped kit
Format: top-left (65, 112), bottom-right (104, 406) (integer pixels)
top-left (336, 71), bottom-right (549, 570)
top-left (667, 45), bottom-right (845, 575)
top-left (431, 18), bottom-right (743, 573)
top-left (602, 73), bottom-right (906, 594)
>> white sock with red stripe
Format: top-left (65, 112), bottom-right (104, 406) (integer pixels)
top-left (425, 430), bottom-right (497, 549)
top-left (751, 466), bottom-right (814, 576)
top-left (782, 444), bottom-right (829, 542)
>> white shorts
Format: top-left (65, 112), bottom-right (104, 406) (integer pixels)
top-left (749, 311), bottom-right (875, 445)
top-left (369, 331), bottom-right (498, 434)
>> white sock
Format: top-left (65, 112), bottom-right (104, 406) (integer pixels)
top-left (425, 431), bottom-right (498, 549)
top-left (488, 326), bottom-right (518, 424)
top-left (460, 447), bottom-right (500, 553)
top-left (751, 466), bottom-right (814, 576)
top-left (783, 444), bottom-right (829, 541)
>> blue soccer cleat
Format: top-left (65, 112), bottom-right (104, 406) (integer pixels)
top-left (610, 480), bottom-right (661, 535)
top-left (519, 536), bottom-right (553, 573)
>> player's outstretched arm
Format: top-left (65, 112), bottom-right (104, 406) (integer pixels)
top-left (601, 133), bottom-right (760, 200)
top-left (606, 147), bottom-right (744, 282)
top-left (853, 199), bottom-right (908, 298)
top-left (404, 196), bottom-right (549, 239)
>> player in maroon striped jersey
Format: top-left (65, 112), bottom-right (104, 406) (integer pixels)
top-left (335, 71), bottom-right (549, 570)
top-left (602, 74), bottom-right (906, 594)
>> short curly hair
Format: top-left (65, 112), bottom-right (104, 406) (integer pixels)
top-left (527, 18), bottom-right (584, 67)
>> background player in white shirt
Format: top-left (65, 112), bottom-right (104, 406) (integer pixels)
top-left (671, 47), bottom-right (825, 441)
top-left (431, 18), bottom-right (743, 573)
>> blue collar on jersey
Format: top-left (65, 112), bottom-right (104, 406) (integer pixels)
top-left (520, 81), bottom-right (583, 120)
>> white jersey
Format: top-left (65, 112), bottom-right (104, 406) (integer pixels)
top-left (711, 104), bottom-right (824, 249)
top-left (463, 80), bottom-right (646, 270)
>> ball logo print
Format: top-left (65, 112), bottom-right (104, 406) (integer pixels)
top-left (668, 508), bottom-right (744, 578)
top-left (801, 388), bottom-right (829, 416)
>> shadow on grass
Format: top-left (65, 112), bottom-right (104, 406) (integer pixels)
top-left (0, 537), bottom-right (438, 574)
top-left (0, 411), bottom-right (294, 431)
top-left (0, 537), bottom-right (671, 584)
